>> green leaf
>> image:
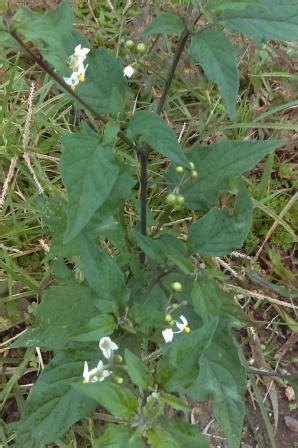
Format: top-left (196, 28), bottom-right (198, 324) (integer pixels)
top-left (127, 111), bottom-right (189, 166)
top-left (124, 349), bottom-right (153, 389)
top-left (132, 231), bottom-right (192, 274)
top-left (160, 392), bottom-right (189, 412)
top-left (131, 304), bottom-right (165, 329)
top-left (188, 180), bottom-right (253, 256)
top-left (11, 0), bottom-right (76, 72)
top-left (219, 0), bottom-right (298, 43)
top-left (187, 323), bottom-right (246, 448)
top-left (77, 48), bottom-right (127, 115)
top-left (74, 382), bottom-right (138, 418)
top-left (16, 347), bottom-right (98, 448)
top-left (192, 276), bottom-right (248, 325)
top-left (156, 319), bottom-right (218, 391)
top-left (12, 283), bottom-right (99, 350)
top-left (93, 425), bottom-right (145, 448)
top-left (166, 139), bottom-right (283, 210)
top-left (147, 426), bottom-right (179, 448)
top-left (71, 314), bottom-right (116, 342)
top-left (160, 418), bottom-right (208, 448)
top-left (143, 13), bottom-right (185, 35)
top-left (190, 31), bottom-right (239, 118)
top-left (60, 125), bottom-right (119, 241)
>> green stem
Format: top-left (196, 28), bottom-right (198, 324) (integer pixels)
top-left (138, 28), bottom-right (191, 244)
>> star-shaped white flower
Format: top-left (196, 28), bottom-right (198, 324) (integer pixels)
top-left (77, 61), bottom-right (88, 82)
top-left (162, 315), bottom-right (191, 343)
top-left (68, 45), bottom-right (90, 71)
top-left (99, 337), bottom-right (119, 359)
top-left (123, 65), bottom-right (134, 78)
top-left (82, 360), bottom-right (111, 383)
top-left (63, 71), bottom-right (80, 90)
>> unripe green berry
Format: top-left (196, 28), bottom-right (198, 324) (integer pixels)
top-left (191, 170), bottom-right (198, 179)
top-left (165, 314), bottom-right (172, 322)
top-left (125, 39), bottom-right (134, 49)
top-left (175, 194), bottom-right (185, 206)
top-left (176, 166), bottom-right (184, 174)
top-left (166, 192), bottom-right (177, 205)
top-left (189, 162), bottom-right (195, 170)
top-left (171, 281), bottom-right (182, 292)
top-left (136, 42), bottom-right (146, 54)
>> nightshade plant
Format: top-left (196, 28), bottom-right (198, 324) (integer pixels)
top-left (1, 1), bottom-right (297, 447)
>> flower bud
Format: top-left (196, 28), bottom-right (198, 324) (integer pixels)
top-left (191, 170), bottom-right (198, 179)
top-left (125, 39), bottom-right (134, 49)
top-left (165, 314), bottom-right (172, 322)
top-left (114, 354), bottom-right (123, 363)
top-left (171, 281), bottom-right (182, 292)
top-left (136, 42), bottom-right (146, 54)
top-left (176, 166), bottom-right (184, 174)
top-left (115, 376), bottom-right (123, 384)
top-left (189, 162), bottom-right (195, 170)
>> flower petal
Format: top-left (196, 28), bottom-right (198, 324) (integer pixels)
top-left (162, 328), bottom-right (174, 343)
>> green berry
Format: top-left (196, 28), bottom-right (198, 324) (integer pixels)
top-left (165, 314), bottom-right (172, 322)
top-left (171, 281), bottom-right (182, 292)
top-left (176, 166), bottom-right (184, 174)
top-left (189, 162), bottom-right (195, 170)
top-left (191, 170), bottom-right (198, 179)
top-left (125, 39), bottom-right (134, 49)
top-left (175, 194), bottom-right (185, 206)
top-left (136, 42), bottom-right (146, 54)
top-left (166, 193), bottom-right (177, 205)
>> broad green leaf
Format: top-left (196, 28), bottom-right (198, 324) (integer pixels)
top-left (190, 31), bottom-right (239, 118)
top-left (127, 111), bottom-right (189, 166)
top-left (143, 13), bottom-right (185, 35)
top-left (74, 382), bottom-right (138, 418)
top-left (147, 426), bottom-right (179, 448)
top-left (188, 180), bottom-right (253, 256)
top-left (93, 425), bottom-right (145, 448)
top-left (124, 349), bottom-right (153, 389)
top-left (208, 0), bottom-right (258, 14)
top-left (71, 314), bottom-right (116, 342)
top-left (132, 231), bottom-right (192, 274)
top-left (16, 347), bottom-right (98, 448)
top-left (12, 283), bottom-right (98, 350)
top-left (77, 234), bottom-right (129, 311)
top-left (188, 323), bottom-right (246, 448)
top-left (131, 304), bottom-right (165, 329)
top-left (156, 319), bottom-right (218, 391)
top-left (219, 0), bottom-right (298, 43)
top-left (192, 277), bottom-right (248, 325)
top-left (60, 126), bottom-right (119, 241)
top-left (77, 48), bottom-right (127, 115)
top-left (160, 418), bottom-right (208, 448)
top-left (166, 139), bottom-right (283, 210)
top-left (160, 392), bottom-right (189, 412)
top-left (11, 0), bottom-right (77, 73)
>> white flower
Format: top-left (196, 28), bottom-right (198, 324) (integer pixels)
top-left (82, 360), bottom-right (111, 383)
top-left (63, 71), bottom-right (80, 90)
top-left (123, 65), bottom-right (134, 78)
top-left (68, 44), bottom-right (90, 71)
top-left (162, 315), bottom-right (191, 343)
top-left (74, 44), bottom-right (90, 59)
top-left (162, 328), bottom-right (174, 343)
top-left (77, 61), bottom-right (88, 82)
top-left (99, 337), bottom-right (119, 359)
top-left (176, 315), bottom-right (189, 333)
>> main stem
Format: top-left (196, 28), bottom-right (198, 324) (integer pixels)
top-left (139, 29), bottom-right (190, 241)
